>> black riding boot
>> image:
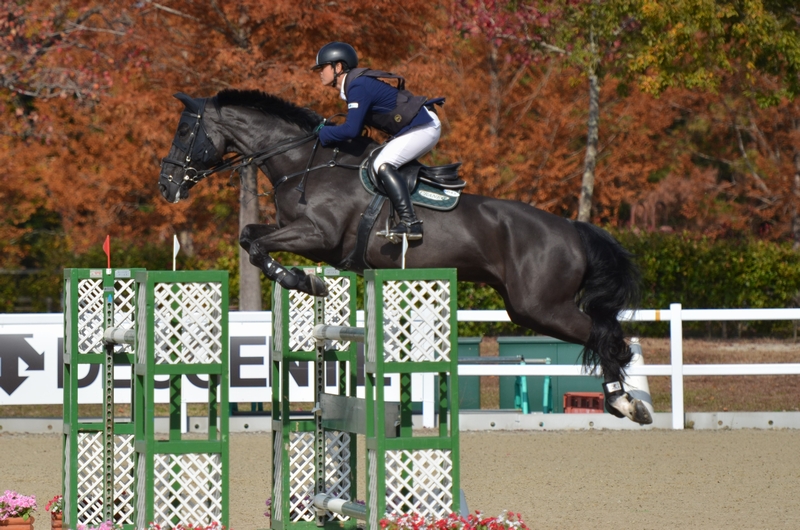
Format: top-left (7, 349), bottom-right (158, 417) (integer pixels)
top-left (377, 163), bottom-right (423, 241)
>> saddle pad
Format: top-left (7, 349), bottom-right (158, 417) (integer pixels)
top-left (359, 165), bottom-right (461, 211)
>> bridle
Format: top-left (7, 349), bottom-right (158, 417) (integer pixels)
top-left (161, 100), bottom-right (217, 186)
top-left (162, 105), bottom-right (359, 196)
top-left (161, 100), bottom-right (321, 190)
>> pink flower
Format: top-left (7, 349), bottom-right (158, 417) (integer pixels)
top-left (378, 511), bottom-right (529, 530)
top-left (45, 494), bottom-right (63, 514)
top-left (0, 490), bottom-right (37, 521)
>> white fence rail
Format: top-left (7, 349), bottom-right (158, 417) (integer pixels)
top-left (458, 304), bottom-right (800, 430)
top-left (2, 307), bottom-right (798, 430)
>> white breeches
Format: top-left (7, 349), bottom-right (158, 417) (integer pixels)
top-left (372, 108), bottom-right (441, 171)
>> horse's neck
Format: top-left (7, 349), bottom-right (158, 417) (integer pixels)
top-left (217, 107), bottom-right (300, 157)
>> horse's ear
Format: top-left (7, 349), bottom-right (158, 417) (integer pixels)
top-left (174, 92), bottom-right (197, 112)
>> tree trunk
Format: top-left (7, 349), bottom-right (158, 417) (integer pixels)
top-left (178, 229), bottom-right (194, 257)
top-left (488, 45), bottom-right (501, 149)
top-left (793, 119), bottom-right (800, 250)
top-left (578, 60), bottom-right (599, 223)
top-left (239, 164), bottom-right (262, 310)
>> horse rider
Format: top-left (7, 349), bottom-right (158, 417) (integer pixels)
top-left (312, 41), bottom-right (442, 242)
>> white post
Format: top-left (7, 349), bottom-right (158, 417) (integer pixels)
top-left (181, 375), bottom-right (189, 434)
top-left (181, 399), bottom-right (189, 434)
top-left (422, 373), bottom-right (435, 428)
top-left (669, 303), bottom-right (684, 430)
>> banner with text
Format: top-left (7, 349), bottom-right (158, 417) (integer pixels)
top-left (0, 312), bottom-right (410, 405)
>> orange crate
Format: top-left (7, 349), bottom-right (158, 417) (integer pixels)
top-left (563, 392), bottom-right (604, 413)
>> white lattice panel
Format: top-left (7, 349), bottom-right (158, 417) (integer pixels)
top-left (113, 435), bottom-right (135, 525)
top-left (288, 290), bottom-right (315, 352)
top-left (112, 279), bottom-right (137, 353)
top-left (282, 429), bottom-right (354, 523)
top-left (135, 455), bottom-right (146, 529)
top-left (153, 282), bottom-right (223, 364)
top-left (77, 279), bottom-right (103, 354)
top-left (76, 432), bottom-right (104, 525)
top-left (273, 433), bottom-right (283, 522)
top-left (74, 277), bottom-right (137, 354)
top-left (64, 436), bottom-right (72, 516)
top-left (382, 280), bottom-right (451, 363)
top-left (152, 453), bottom-right (223, 526)
top-left (384, 449), bottom-right (453, 519)
top-left (322, 276), bottom-right (352, 352)
top-left (324, 431), bottom-right (353, 521)
top-left (288, 432), bottom-right (315, 521)
top-left (136, 287), bottom-right (147, 364)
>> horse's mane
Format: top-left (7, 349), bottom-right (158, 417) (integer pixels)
top-left (214, 89), bottom-right (322, 133)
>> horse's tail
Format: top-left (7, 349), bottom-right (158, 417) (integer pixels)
top-left (572, 221), bottom-right (641, 381)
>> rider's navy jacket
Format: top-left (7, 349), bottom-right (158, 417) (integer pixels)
top-left (318, 74), bottom-right (433, 146)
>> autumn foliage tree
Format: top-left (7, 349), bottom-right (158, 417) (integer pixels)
top-left (2, 0), bottom-right (800, 311)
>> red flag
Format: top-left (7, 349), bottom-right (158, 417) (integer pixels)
top-left (103, 235), bottom-right (110, 269)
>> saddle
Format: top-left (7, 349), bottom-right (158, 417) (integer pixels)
top-left (339, 147), bottom-right (466, 273)
top-left (361, 145), bottom-right (466, 212)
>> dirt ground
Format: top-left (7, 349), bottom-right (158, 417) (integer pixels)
top-left (3, 429), bottom-right (800, 529)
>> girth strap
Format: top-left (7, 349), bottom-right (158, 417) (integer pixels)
top-left (339, 194), bottom-right (386, 273)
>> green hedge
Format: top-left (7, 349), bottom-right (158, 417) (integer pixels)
top-left (614, 231), bottom-right (800, 337)
top-left (0, 232), bottom-right (197, 312)
top-left (456, 231), bottom-right (800, 338)
top-left (6, 229), bottom-right (800, 337)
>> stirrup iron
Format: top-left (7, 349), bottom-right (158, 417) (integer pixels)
top-left (378, 218), bottom-right (423, 244)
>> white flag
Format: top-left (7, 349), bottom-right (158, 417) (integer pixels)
top-left (173, 234), bottom-right (181, 271)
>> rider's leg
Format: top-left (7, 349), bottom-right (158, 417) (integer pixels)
top-left (373, 110), bottom-right (440, 240)
top-left (377, 162), bottom-right (423, 240)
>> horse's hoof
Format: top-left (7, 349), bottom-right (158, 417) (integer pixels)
top-left (630, 398), bottom-right (653, 425)
top-left (293, 269), bottom-right (329, 297)
top-left (606, 391), bottom-right (652, 424)
top-left (605, 398), bottom-right (626, 418)
top-left (308, 275), bottom-right (329, 297)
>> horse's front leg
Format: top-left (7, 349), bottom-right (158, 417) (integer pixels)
top-left (240, 223), bottom-right (280, 253)
top-left (245, 218), bottom-right (330, 297)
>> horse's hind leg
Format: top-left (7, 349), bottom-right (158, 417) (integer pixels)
top-left (601, 374), bottom-right (652, 424)
top-left (240, 223), bottom-right (280, 253)
top-left (500, 285), bottom-right (652, 425)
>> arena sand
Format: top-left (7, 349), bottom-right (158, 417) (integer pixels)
top-left (2, 429), bottom-right (799, 529)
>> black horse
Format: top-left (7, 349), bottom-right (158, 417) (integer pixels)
top-left (159, 89), bottom-right (651, 424)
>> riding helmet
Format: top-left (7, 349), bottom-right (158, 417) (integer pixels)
top-left (312, 42), bottom-right (358, 71)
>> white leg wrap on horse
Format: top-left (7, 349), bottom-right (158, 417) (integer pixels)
top-left (604, 381), bottom-right (653, 425)
top-left (608, 393), bottom-right (635, 420)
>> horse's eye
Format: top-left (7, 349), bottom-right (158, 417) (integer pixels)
top-left (178, 122), bottom-right (191, 136)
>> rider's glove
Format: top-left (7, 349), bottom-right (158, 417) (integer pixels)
top-left (313, 120), bottom-right (326, 136)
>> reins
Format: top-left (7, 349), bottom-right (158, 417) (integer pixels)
top-left (272, 146), bottom-right (361, 190)
top-left (164, 107), bottom-right (360, 195)
top-left (178, 134), bottom-right (318, 185)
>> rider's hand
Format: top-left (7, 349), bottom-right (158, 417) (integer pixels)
top-left (313, 120), bottom-right (326, 136)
